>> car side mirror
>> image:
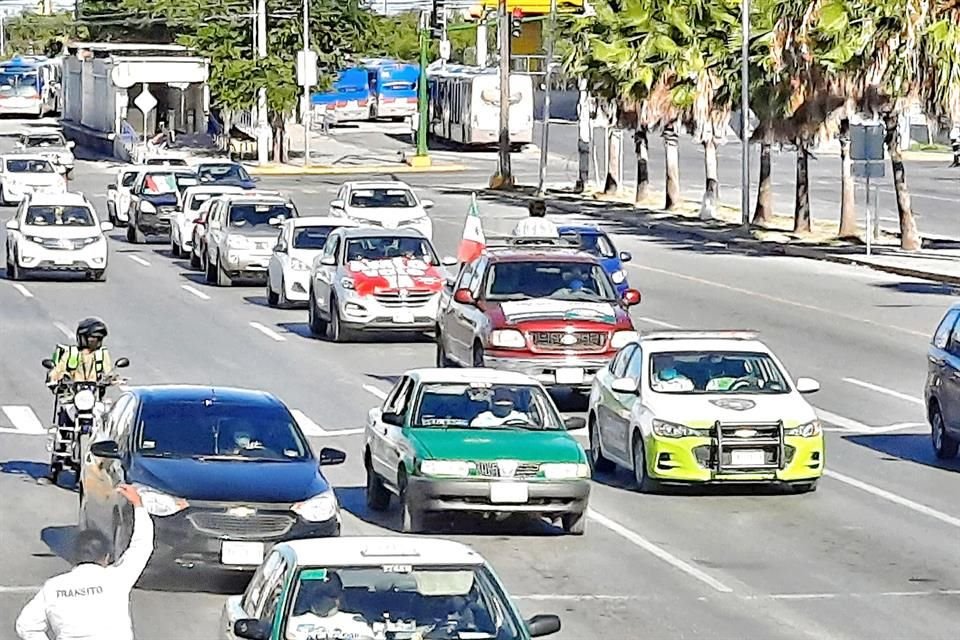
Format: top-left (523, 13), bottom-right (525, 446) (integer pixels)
top-left (268, 216), bottom-right (282, 226)
top-left (41, 358), bottom-right (55, 370)
top-left (619, 250), bottom-right (632, 262)
top-left (330, 199), bottom-right (345, 209)
top-left (6, 219), bottom-right (19, 230)
top-left (318, 447), bottom-right (347, 466)
top-left (382, 412), bottom-right (403, 427)
top-left (563, 416), bottom-right (586, 430)
top-left (526, 614), bottom-right (561, 638)
top-left (453, 288), bottom-right (475, 305)
top-left (441, 256), bottom-right (458, 266)
top-left (233, 619), bottom-right (270, 640)
top-left (319, 256), bottom-right (336, 267)
top-left (274, 243), bottom-right (286, 253)
top-left (107, 183), bottom-right (117, 191)
top-left (100, 221), bottom-right (114, 232)
top-left (421, 199), bottom-right (435, 209)
top-left (795, 377), bottom-right (820, 394)
top-left (611, 377), bottom-right (639, 394)
top-left (253, 176), bottom-right (261, 182)
top-left (622, 289), bottom-right (641, 306)
top-left (67, 141), bottom-right (76, 149)
top-left (90, 440), bottom-right (121, 459)
top-left (115, 358), bottom-right (130, 368)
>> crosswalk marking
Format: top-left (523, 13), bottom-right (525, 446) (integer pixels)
top-left (0, 406), bottom-right (46, 434)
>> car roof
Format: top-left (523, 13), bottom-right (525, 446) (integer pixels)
top-left (337, 226), bottom-right (428, 239)
top-left (406, 367), bottom-right (543, 385)
top-left (128, 384), bottom-right (286, 408)
top-left (218, 193), bottom-right (290, 204)
top-left (637, 331), bottom-right (771, 354)
top-left (485, 248), bottom-right (602, 263)
top-left (183, 185), bottom-right (245, 195)
top-left (288, 216), bottom-right (359, 228)
top-left (281, 537), bottom-right (485, 568)
top-left (25, 191), bottom-right (90, 206)
top-left (2, 153), bottom-right (54, 161)
top-left (344, 180), bottom-right (412, 190)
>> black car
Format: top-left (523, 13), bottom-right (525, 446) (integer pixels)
top-left (126, 169), bottom-right (199, 243)
top-left (80, 385), bottom-right (345, 571)
top-left (195, 161), bottom-right (257, 190)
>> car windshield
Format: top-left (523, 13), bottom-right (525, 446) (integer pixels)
top-left (188, 191), bottom-right (232, 211)
top-left (0, 71), bottom-right (38, 96)
top-left (348, 188), bottom-right (416, 208)
top-left (24, 205), bottom-right (94, 227)
top-left (283, 565), bottom-right (522, 640)
top-left (6, 159), bottom-right (53, 173)
top-left (560, 231), bottom-right (616, 258)
top-left (293, 225), bottom-right (337, 249)
top-left (142, 172), bottom-right (198, 195)
top-left (145, 158), bottom-right (188, 166)
top-left (198, 163), bottom-right (251, 182)
top-left (136, 400), bottom-right (310, 461)
top-left (485, 261), bottom-right (617, 302)
top-left (413, 382), bottom-right (564, 430)
top-left (345, 236), bottom-right (438, 263)
top-left (26, 135), bottom-right (65, 147)
top-left (229, 202), bottom-right (295, 227)
top-left (649, 351), bottom-right (791, 394)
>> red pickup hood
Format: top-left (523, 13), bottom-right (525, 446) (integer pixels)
top-left (488, 298), bottom-right (633, 329)
top-left (346, 257), bottom-right (444, 296)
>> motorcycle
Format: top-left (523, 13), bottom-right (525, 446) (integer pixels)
top-left (41, 356), bottom-right (130, 485)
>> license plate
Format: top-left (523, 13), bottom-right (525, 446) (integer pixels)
top-left (220, 541), bottom-right (265, 566)
top-left (731, 450), bottom-right (766, 466)
top-left (393, 310), bottom-right (415, 324)
top-left (555, 368), bottom-right (584, 385)
top-left (490, 482), bottom-right (528, 504)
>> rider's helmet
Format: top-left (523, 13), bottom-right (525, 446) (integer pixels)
top-left (76, 317), bottom-right (108, 350)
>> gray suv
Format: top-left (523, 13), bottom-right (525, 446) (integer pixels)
top-left (204, 194), bottom-right (299, 286)
top-left (926, 302), bottom-right (960, 458)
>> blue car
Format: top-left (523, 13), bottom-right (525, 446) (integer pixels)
top-left (558, 225), bottom-right (632, 295)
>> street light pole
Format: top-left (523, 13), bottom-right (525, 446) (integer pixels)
top-left (740, 0), bottom-right (750, 229)
top-left (490, 0), bottom-right (513, 188)
top-left (536, 0), bottom-right (557, 195)
top-left (411, 11), bottom-right (431, 166)
top-left (302, 0), bottom-right (310, 167)
top-left (256, 0), bottom-right (270, 165)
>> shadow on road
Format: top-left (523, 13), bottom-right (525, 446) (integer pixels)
top-left (844, 433), bottom-right (960, 473)
top-left (589, 465), bottom-right (819, 497)
top-left (873, 281), bottom-right (960, 296)
top-left (0, 459), bottom-right (51, 481)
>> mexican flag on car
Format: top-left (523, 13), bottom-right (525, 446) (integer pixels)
top-left (457, 192), bottom-right (485, 263)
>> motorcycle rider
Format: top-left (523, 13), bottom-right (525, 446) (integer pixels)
top-left (48, 317), bottom-right (114, 390)
top-left (15, 484), bottom-right (154, 640)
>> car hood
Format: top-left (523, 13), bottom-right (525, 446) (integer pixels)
top-left (491, 298), bottom-right (631, 328)
top-left (345, 257), bottom-right (445, 296)
top-left (21, 225), bottom-right (102, 239)
top-left (344, 207), bottom-right (425, 227)
top-left (289, 248), bottom-right (323, 264)
top-left (408, 428), bottom-right (585, 463)
top-left (646, 392), bottom-right (818, 429)
top-left (130, 456), bottom-right (329, 502)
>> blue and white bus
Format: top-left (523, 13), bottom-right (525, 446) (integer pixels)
top-left (311, 67), bottom-right (371, 125)
top-left (363, 59), bottom-right (419, 121)
top-left (0, 55), bottom-right (61, 118)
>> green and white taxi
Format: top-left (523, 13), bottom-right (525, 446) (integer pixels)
top-left (364, 368), bottom-right (590, 535)
top-left (587, 331), bottom-right (824, 492)
top-left (221, 536), bottom-right (562, 640)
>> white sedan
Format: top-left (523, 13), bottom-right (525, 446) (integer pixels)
top-left (330, 180), bottom-right (434, 240)
top-left (266, 216), bottom-right (358, 307)
top-left (5, 191), bottom-right (112, 281)
top-left (171, 185), bottom-right (244, 258)
top-left (0, 155), bottom-right (67, 206)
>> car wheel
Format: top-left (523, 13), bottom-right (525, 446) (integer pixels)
top-left (0, 185), bottom-right (8, 206)
top-left (308, 287), bottom-right (328, 336)
top-left (561, 511), bottom-right (586, 535)
top-left (91, 269), bottom-right (107, 282)
top-left (5, 252), bottom-right (11, 278)
top-left (10, 250), bottom-right (23, 281)
top-left (931, 407), bottom-right (959, 459)
top-left (107, 202), bottom-right (116, 225)
top-left (632, 434), bottom-right (658, 493)
top-left (398, 472), bottom-right (424, 534)
top-left (277, 277), bottom-right (289, 307)
top-left (204, 253), bottom-right (217, 284)
top-left (435, 333), bottom-right (453, 367)
top-left (365, 455), bottom-right (391, 511)
top-left (588, 415), bottom-right (614, 473)
top-left (126, 223), bottom-right (135, 243)
top-left (266, 279), bottom-right (279, 307)
top-left (328, 298), bottom-right (353, 343)
top-left (216, 258), bottom-right (232, 287)
top-left (190, 244), bottom-right (201, 269)
top-left (472, 343), bottom-right (484, 368)
top-left (170, 235), bottom-right (181, 258)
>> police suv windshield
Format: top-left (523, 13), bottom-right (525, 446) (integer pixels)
top-left (649, 351), bottom-right (791, 395)
top-left (283, 565), bottom-right (522, 640)
top-left (345, 237), bottom-right (438, 263)
top-left (7, 158), bottom-right (53, 173)
top-left (229, 202), bottom-right (295, 227)
top-left (413, 382), bottom-right (564, 430)
top-left (136, 401), bottom-right (310, 461)
top-left (485, 260), bottom-right (617, 302)
top-left (24, 205), bottom-right (95, 227)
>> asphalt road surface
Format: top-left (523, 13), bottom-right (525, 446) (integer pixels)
top-left (2, 121), bottom-right (960, 639)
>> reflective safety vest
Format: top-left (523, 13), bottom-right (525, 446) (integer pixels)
top-left (53, 344), bottom-right (106, 375)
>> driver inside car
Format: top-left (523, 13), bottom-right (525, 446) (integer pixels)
top-left (470, 389), bottom-right (529, 427)
top-left (286, 574), bottom-right (374, 640)
top-left (651, 355), bottom-right (695, 392)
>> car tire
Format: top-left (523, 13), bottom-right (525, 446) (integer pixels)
top-left (10, 250), bottom-right (23, 281)
top-left (5, 250), bottom-right (13, 278)
top-left (91, 269), bottom-right (107, 282)
top-left (788, 480), bottom-right (819, 494)
top-left (632, 434), bottom-right (659, 493)
top-left (308, 287), bottom-right (328, 336)
top-left (931, 407), bottom-right (959, 459)
top-left (328, 298), bottom-right (353, 343)
top-left (0, 185), bottom-right (8, 207)
top-left (588, 415), bottom-right (614, 473)
top-left (170, 235), bottom-right (181, 258)
top-left (107, 201), bottom-right (116, 225)
top-left (126, 222), bottom-right (136, 243)
top-left (398, 472), bottom-right (424, 534)
top-left (190, 245), bottom-right (201, 269)
top-left (266, 280), bottom-right (279, 307)
top-left (204, 253), bottom-right (217, 284)
top-left (436, 333), bottom-right (453, 367)
top-left (365, 456), bottom-right (391, 511)
top-left (472, 343), bottom-right (484, 368)
top-left (561, 511), bottom-right (587, 535)
top-left (216, 258), bottom-right (232, 287)
top-left (277, 278), bottom-right (289, 307)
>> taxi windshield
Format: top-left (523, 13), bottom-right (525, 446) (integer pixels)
top-left (413, 383), bottom-right (563, 430)
top-left (283, 565), bottom-right (523, 640)
top-left (24, 205), bottom-right (95, 227)
top-left (7, 158), bottom-right (53, 173)
top-left (485, 261), bottom-right (617, 302)
top-left (345, 237), bottom-right (438, 263)
top-left (649, 351), bottom-right (791, 395)
top-left (560, 231), bottom-right (616, 258)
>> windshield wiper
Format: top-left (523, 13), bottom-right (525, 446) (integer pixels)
top-left (191, 454), bottom-right (287, 462)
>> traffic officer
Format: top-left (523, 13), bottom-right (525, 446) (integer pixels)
top-left (48, 317), bottom-right (114, 386)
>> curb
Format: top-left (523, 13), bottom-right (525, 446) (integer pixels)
top-left (247, 163), bottom-right (467, 176)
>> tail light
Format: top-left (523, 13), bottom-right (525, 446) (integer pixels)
top-left (359, 99), bottom-right (368, 106)
top-left (192, 218), bottom-right (204, 224)
top-left (336, 100), bottom-right (347, 107)
top-left (383, 97), bottom-right (395, 103)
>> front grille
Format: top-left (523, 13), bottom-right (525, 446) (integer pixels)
top-left (187, 511), bottom-right (295, 539)
top-left (528, 330), bottom-right (607, 352)
top-left (694, 422), bottom-right (785, 473)
top-left (475, 461), bottom-right (540, 479)
top-left (373, 290), bottom-right (435, 307)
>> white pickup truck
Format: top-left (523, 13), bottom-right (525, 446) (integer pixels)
top-left (105, 167), bottom-right (143, 226)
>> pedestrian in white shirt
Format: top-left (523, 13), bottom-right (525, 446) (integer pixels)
top-left (16, 484), bottom-right (154, 640)
top-left (512, 199), bottom-right (558, 238)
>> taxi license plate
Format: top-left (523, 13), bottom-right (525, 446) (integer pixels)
top-left (555, 368), bottom-right (584, 385)
top-left (731, 450), bottom-right (766, 466)
top-left (393, 310), bottom-right (415, 324)
top-left (220, 541), bottom-right (265, 566)
top-left (490, 482), bottom-right (528, 504)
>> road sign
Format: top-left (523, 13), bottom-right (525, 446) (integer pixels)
top-left (297, 50), bottom-right (317, 88)
top-left (439, 40), bottom-right (451, 61)
top-left (851, 124), bottom-right (885, 161)
top-left (852, 160), bottom-right (885, 178)
top-left (134, 87), bottom-right (156, 116)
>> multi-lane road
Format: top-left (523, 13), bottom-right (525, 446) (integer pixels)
top-left (2, 127), bottom-right (960, 639)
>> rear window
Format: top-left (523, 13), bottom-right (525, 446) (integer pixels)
top-left (293, 226), bottom-right (337, 249)
top-left (229, 202), bottom-right (296, 227)
top-left (145, 158), bottom-right (188, 166)
top-left (7, 159), bottom-right (53, 173)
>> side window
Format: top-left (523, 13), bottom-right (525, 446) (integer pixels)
top-left (468, 257), bottom-right (487, 296)
top-left (115, 397), bottom-right (138, 449)
top-left (625, 347), bottom-right (644, 380)
top-left (102, 395), bottom-right (131, 441)
top-left (933, 309), bottom-right (959, 350)
top-left (323, 235), bottom-right (340, 260)
top-left (257, 557), bottom-right (289, 623)
top-left (121, 172), bottom-right (136, 187)
top-left (385, 377), bottom-right (414, 416)
top-left (242, 551), bottom-right (283, 615)
top-left (610, 345), bottom-right (635, 377)
top-left (949, 320), bottom-right (960, 357)
top-left (454, 262), bottom-right (474, 290)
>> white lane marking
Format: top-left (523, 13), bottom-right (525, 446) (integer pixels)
top-left (317, 428), bottom-right (365, 437)
top-left (586, 508), bottom-right (733, 593)
top-left (363, 384), bottom-right (389, 400)
top-left (292, 409), bottom-right (326, 436)
top-left (127, 255), bottom-right (150, 267)
top-left (513, 594), bottom-right (635, 601)
top-left (868, 422), bottom-right (926, 434)
top-left (1, 406), bottom-right (46, 434)
top-left (53, 322), bottom-right (73, 339)
top-left (181, 284), bottom-right (211, 300)
top-left (825, 469), bottom-right (960, 529)
top-left (249, 321), bottom-right (286, 342)
top-left (842, 377), bottom-right (924, 405)
top-left (11, 283), bottom-right (33, 298)
top-left (636, 316), bottom-right (679, 328)
top-left (0, 586), bottom-right (41, 593)
top-left (815, 408), bottom-right (874, 432)
top-left (745, 589), bottom-right (960, 600)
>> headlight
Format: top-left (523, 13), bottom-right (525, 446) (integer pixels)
top-left (26, 235), bottom-right (45, 244)
top-left (140, 201), bottom-right (156, 213)
top-left (611, 269), bottom-right (626, 284)
top-left (399, 215), bottom-right (429, 226)
top-left (610, 330), bottom-right (639, 349)
top-left (490, 329), bottom-right (526, 349)
top-left (540, 463), bottom-right (591, 479)
top-left (291, 490), bottom-right (339, 522)
top-left (339, 276), bottom-right (355, 290)
top-left (73, 389), bottom-right (96, 411)
top-left (132, 484), bottom-right (189, 517)
top-left (227, 235), bottom-right (249, 248)
top-left (786, 420), bottom-right (821, 437)
top-left (651, 419), bottom-right (701, 438)
top-left (419, 460), bottom-right (474, 477)
top-left (290, 258), bottom-right (310, 271)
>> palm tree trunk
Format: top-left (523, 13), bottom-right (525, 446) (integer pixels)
top-left (604, 127), bottom-right (622, 195)
top-left (793, 140), bottom-right (811, 233)
top-left (575, 79), bottom-right (590, 193)
top-left (663, 122), bottom-right (680, 211)
top-left (699, 136), bottom-right (718, 220)
top-left (752, 140), bottom-right (773, 225)
top-left (634, 126), bottom-right (649, 203)
top-left (883, 111), bottom-right (921, 250)
top-left (838, 118), bottom-right (858, 238)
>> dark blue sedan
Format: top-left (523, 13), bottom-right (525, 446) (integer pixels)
top-left (79, 385), bottom-right (345, 571)
top-left (195, 161), bottom-right (258, 189)
top-left (558, 225), bottom-right (632, 295)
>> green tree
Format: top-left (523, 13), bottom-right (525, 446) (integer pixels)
top-left (4, 11), bottom-right (87, 56)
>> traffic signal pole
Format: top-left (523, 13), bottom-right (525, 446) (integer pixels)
top-left (409, 10), bottom-right (432, 167)
top-left (490, 0), bottom-right (514, 189)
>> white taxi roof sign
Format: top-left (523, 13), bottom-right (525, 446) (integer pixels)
top-left (360, 545), bottom-right (421, 558)
top-left (640, 330), bottom-right (760, 341)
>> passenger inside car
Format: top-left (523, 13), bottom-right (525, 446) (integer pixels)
top-left (651, 355), bottom-right (696, 392)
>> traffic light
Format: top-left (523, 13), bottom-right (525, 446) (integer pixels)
top-left (431, 0), bottom-right (446, 38)
top-left (511, 8), bottom-right (523, 38)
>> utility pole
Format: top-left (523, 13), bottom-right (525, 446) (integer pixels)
top-left (536, 0), bottom-right (557, 195)
top-left (1, 15), bottom-right (6, 57)
top-left (490, 0), bottom-right (513, 188)
top-left (256, 0), bottom-right (270, 165)
top-left (739, 0), bottom-right (750, 229)
top-left (301, 0), bottom-right (311, 166)
top-left (476, 12), bottom-right (487, 68)
top-left (408, 10), bottom-right (431, 167)
top-left (42, 0), bottom-right (52, 15)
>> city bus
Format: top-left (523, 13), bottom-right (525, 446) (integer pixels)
top-left (310, 67), bottom-right (371, 125)
top-left (0, 55), bottom-right (62, 118)
top-left (363, 59), bottom-right (419, 121)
